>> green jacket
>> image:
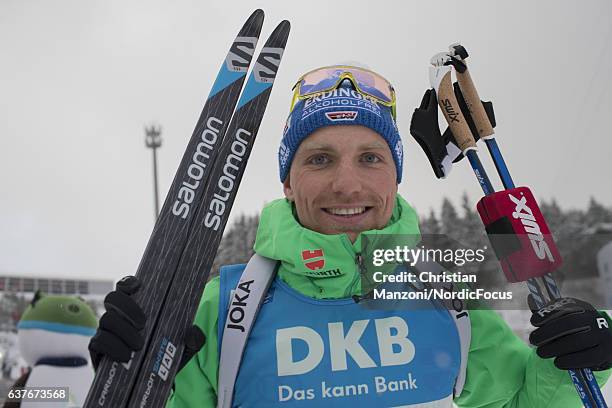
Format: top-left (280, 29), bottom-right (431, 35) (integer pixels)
top-left (167, 195), bottom-right (610, 407)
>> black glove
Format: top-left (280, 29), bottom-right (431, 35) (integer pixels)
top-left (529, 296), bottom-right (612, 371)
top-left (89, 276), bottom-right (206, 372)
top-left (89, 276), bottom-right (146, 369)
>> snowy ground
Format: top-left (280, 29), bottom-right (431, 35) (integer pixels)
top-left (605, 379), bottom-right (612, 403)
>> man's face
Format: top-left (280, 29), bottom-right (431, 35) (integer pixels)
top-left (283, 125), bottom-right (398, 242)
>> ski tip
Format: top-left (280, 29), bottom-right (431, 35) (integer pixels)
top-left (263, 20), bottom-right (291, 48)
top-left (249, 8), bottom-right (265, 25)
top-left (240, 9), bottom-right (265, 36)
top-left (274, 20), bottom-right (291, 35)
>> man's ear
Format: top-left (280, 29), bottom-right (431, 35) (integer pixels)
top-left (283, 176), bottom-right (294, 201)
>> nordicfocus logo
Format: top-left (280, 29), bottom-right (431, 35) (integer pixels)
top-left (509, 192), bottom-right (555, 262)
top-left (173, 117), bottom-right (223, 219)
top-left (441, 99), bottom-right (460, 123)
top-left (226, 279), bottom-right (254, 333)
top-left (204, 129), bottom-right (251, 231)
top-left (325, 111), bottom-right (358, 121)
top-left (302, 249), bottom-right (325, 270)
top-left (276, 316), bottom-right (415, 376)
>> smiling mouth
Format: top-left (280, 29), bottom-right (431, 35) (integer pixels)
top-left (323, 207), bottom-right (372, 217)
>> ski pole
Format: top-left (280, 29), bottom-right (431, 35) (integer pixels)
top-left (430, 52), bottom-right (601, 408)
top-left (444, 43), bottom-right (608, 408)
top-left (428, 54), bottom-right (600, 408)
top-left (427, 58), bottom-right (547, 312)
top-left (445, 44), bottom-right (513, 189)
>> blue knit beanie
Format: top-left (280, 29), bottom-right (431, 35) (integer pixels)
top-left (278, 80), bottom-right (403, 183)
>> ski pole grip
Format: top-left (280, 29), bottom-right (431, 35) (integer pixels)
top-left (455, 66), bottom-right (495, 138)
top-left (437, 70), bottom-right (476, 151)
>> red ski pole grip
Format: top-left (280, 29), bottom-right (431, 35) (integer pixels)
top-left (477, 187), bottom-right (563, 282)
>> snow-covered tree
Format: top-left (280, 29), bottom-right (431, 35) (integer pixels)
top-left (211, 214), bottom-right (259, 278)
top-left (419, 208), bottom-right (440, 234)
top-left (440, 197), bottom-right (460, 237)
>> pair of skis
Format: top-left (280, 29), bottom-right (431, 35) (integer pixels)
top-left (425, 44), bottom-right (607, 407)
top-left (84, 10), bottom-right (290, 408)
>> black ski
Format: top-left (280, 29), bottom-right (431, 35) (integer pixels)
top-left (84, 9), bottom-right (265, 408)
top-left (129, 20), bottom-right (291, 408)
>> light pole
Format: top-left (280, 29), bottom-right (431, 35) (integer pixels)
top-left (145, 125), bottom-right (162, 220)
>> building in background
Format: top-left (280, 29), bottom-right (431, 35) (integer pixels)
top-left (0, 275), bottom-right (112, 298)
top-left (0, 274), bottom-right (113, 331)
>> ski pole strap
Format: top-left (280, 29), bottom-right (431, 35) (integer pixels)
top-left (217, 254), bottom-right (277, 408)
top-left (410, 89), bottom-right (451, 179)
top-left (410, 83), bottom-right (496, 178)
top-left (477, 187), bottom-right (562, 282)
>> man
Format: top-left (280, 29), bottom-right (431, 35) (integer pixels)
top-left (90, 66), bottom-right (612, 407)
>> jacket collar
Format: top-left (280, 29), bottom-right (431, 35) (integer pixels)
top-left (254, 194), bottom-right (420, 298)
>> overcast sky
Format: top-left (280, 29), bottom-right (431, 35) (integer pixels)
top-left (1, 0), bottom-right (611, 281)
